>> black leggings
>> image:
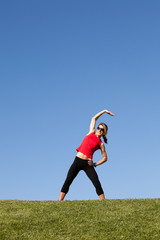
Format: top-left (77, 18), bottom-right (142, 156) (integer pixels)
top-left (61, 156), bottom-right (104, 196)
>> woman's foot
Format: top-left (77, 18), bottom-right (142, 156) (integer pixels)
top-left (58, 192), bottom-right (66, 201)
top-left (99, 193), bottom-right (105, 200)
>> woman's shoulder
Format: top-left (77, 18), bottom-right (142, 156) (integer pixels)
top-left (87, 129), bottom-right (95, 136)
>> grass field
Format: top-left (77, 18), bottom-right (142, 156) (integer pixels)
top-left (0, 199), bottom-right (160, 240)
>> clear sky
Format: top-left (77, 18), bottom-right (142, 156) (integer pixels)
top-left (0, 0), bottom-right (160, 201)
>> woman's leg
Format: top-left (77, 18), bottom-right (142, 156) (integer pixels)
top-left (99, 193), bottom-right (105, 199)
top-left (59, 192), bottom-right (66, 201)
top-left (83, 165), bottom-right (105, 199)
top-left (59, 158), bottom-right (80, 201)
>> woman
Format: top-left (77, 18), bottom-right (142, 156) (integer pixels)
top-left (59, 109), bottom-right (115, 201)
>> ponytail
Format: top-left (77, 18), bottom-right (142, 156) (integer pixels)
top-left (103, 135), bottom-right (108, 144)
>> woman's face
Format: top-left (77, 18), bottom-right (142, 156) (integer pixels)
top-left (96, 124), bottom-right (105, 137)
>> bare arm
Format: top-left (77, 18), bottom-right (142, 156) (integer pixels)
top-left (89, 109), bottom-right (115, 134)
top-left (96, 143), bottom-right (108, 165)
top-left (88, 143), bottom-right (107, 166)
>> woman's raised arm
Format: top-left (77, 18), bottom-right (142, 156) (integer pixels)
top-left (89, 109), bottom-right (115, 133)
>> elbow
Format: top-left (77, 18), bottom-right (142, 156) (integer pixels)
top-left (104, 157), bottom-right (108, 163)
top-left (92, 115), bottom-right (99, 121)
top-left (92, 116), bottom-right (97, 121)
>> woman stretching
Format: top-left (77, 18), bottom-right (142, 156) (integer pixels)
top-left (59, 109), bottom-right (115, 201)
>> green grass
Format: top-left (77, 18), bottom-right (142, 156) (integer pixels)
top-left (0, 199), bottom-right (160, 240)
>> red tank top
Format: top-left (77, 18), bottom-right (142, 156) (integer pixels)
top-left (76, 132), bottom-right (102, 159)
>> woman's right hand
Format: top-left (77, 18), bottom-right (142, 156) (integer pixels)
top-left (105, 110), bottom-right (115, 116)
top-left (88, 160), bottom-right (94, 166)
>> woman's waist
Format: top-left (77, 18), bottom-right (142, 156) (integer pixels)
top-left (76, 152), bottom-right (92, 160)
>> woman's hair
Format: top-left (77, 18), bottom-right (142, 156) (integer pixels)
top-left (98, 123), bottom-right (108, 144)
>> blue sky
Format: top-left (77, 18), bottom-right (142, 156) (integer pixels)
top-left (0, 0), bottom-right (160, 201)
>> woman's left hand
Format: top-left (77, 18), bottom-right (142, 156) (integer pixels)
top-left (88, 160), bottom-right (94, 166)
